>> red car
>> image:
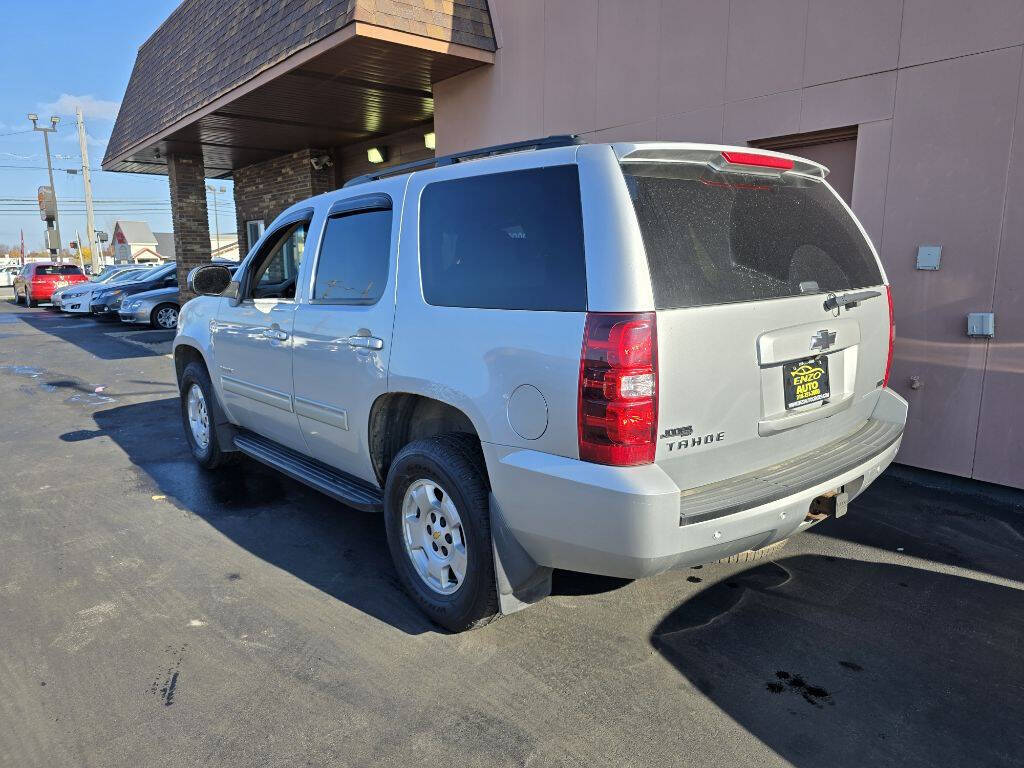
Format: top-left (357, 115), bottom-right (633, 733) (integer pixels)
top-left (12, 263), bottom-right (89, 307)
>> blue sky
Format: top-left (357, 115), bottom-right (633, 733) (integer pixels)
top-left (0, 0), bottom-right (234, 252)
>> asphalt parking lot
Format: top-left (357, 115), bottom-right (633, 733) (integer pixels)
top-left (1, 290), bottom-right (1022, 768)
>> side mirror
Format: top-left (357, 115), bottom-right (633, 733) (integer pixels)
top-left (187, 264), bottom-right (232, 296)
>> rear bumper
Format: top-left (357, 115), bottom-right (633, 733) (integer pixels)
top-left (485, 388), bottom-right (908, 579)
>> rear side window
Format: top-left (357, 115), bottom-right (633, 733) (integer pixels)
top-left (313, 209), bottom-right (392, 303)
top-left (419, 165), bottom-right (587, 311)
top-left (35, 265), bottom-right (82, 275)
top-left (622, 163), bottom-right (883, 309)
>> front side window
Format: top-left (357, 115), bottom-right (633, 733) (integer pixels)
top-left (249, 221), bottom-right (309, 300)
top-left (313, 208), bottom-right (392, 303)
top-left (419, 165), bottom-right (587, 311)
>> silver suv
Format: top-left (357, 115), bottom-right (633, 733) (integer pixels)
top-left (174, 137), bottom-right (907, 632)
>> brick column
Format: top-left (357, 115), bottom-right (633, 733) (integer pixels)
top-left (167, 153), bottom-right (211, 302)
top-left (233, 148), bottom-right (333, 255)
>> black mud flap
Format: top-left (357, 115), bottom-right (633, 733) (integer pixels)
top-left (489, 493), bottom-right (552, 615)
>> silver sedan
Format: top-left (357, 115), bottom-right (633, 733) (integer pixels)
top-left (118, 286), bottom-right (181, 329)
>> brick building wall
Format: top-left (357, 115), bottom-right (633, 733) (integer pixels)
top-left (233, 149), bottom-right (333, 255)
top-left (334, 123), bottom-right (435, 185)
top-left (167, 153), bottom-right (211, 301)
top-left (231, 127), bottom-right (434, 256)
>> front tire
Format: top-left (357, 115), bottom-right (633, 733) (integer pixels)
top-left (179, 361), bottom-right (235, 469)
top-left (12, 288), bottom-right (21, 305)
top-left (151, 302), bottom-right (179, 329)
top-left (384, 434), bottom-right (498, 632)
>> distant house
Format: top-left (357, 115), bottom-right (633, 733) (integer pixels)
top-left (152, 231), bottom-right (239, 262)
top-left (154, 232), bottom-right (176, 262)
top-left (112, 221), bottom-right (162, 264)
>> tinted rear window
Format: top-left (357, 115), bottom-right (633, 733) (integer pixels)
top-left (419, 165), bottom-right (587, 311)
top-left (35, 265), bottom-right (82, 276)
top-left (622, 163), bottom-right (883, 309)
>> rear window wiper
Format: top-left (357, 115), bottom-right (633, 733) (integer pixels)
top-left (822, 289), bottom-right (882, 312)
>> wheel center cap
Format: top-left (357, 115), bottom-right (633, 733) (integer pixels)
top-left (432, 530), bottom-right (440, 540)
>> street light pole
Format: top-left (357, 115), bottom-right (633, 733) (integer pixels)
top-left (28, 113), bottom-right (62, 261)
top-left (206, 184), bottom-right (224, 258)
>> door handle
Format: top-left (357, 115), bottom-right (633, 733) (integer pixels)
top-left (263, 328), bottom-right (289, 341)
top-left (347, 335), bottom-right (384, 350)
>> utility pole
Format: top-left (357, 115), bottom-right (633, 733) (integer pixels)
top-left (74, 229), bottom-right (85, 272)
top-left (28, 113), bottom-right (61, 261)
top-left (75, 107), bottom-right (101, 274)
top-left (206, 184), bottom-right (225, 258)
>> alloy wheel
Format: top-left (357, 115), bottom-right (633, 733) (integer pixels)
top-left (401, 479), bottom-right (468, 595)
top-left (155, 306), bottom-right (178, 329)
top-left (186, 383), bottom-right (210, 450)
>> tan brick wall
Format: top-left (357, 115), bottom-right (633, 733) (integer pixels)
top-left (233, 149), bottom-right (334, 256)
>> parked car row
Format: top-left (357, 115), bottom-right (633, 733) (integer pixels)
top-left (12, 261), bottom-right (236, 329)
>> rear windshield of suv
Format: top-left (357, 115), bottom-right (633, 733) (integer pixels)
top-left (35, 265), bottom-right (82, 275)
top-left (621, 162), bottom-right (883, 309)
top-left (419, 165), bottom-right (587, 311)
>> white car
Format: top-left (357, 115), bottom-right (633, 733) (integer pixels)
top-left (0, 266), bottom-right (19, 287)
top-left (54, 267), bottom-right (150, 313)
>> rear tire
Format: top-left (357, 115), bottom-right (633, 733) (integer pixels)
top-left (26, 289), bottom-right (36, 308)
top-left (383, 434), bottom-right (499, 632)
top-left (717, 538), bottom-right (788, 564)
top-left (179, 361), bottom-right (236, 470)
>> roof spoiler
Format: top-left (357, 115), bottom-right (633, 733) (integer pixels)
top-left (620, 145), bottom-right (828, 179)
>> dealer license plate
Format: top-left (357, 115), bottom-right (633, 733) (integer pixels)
top-left (783, 355), bottom-right (830, 409)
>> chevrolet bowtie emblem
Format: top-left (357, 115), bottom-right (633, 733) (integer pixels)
top-left (810, 329), bottom-right (837, 351)
top-left (433, 531), bottom-right (440, 540)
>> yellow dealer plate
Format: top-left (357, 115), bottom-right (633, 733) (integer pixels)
top-left (783, 355), bottom-right (830, 410)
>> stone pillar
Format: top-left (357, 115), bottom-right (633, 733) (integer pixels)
top-left (167, 153), bottom-right (211, 302)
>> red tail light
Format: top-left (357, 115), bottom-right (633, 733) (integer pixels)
top-left (883, 285), bottom-right (895, 387)
top-left (721, 151), bottom-right (794, 170)
top-left (578, 313), bottom-right (658, 466)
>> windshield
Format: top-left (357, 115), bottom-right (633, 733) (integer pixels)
top-left (621, 162), bottom-right (883, 309)
top-left (109, 269), bottom-right (147, 283)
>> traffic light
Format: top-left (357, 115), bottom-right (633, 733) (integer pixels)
top-left (69, 241), bottom-right (78, 250)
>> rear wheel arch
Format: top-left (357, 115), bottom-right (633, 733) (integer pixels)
top-left (369, 393), bottom-right (482, 487)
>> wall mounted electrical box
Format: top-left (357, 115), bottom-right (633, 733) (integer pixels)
top-left (916, 245), bottom-right (942, 270)
top-left (967, 313), bottom-right (995, 338)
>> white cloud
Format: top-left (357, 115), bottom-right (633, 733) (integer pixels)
top-left (38, 94), bottom-right (120, 121)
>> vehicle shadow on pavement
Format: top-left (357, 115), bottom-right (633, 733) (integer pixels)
top-left (86, 397), bottom-right (437, 635)
top-left (12, 308), bottom-right (170, 360)
top-left (651, 554), bottom-right (1024, 768)
top-left (809, 474), bottom-right (1024, 584)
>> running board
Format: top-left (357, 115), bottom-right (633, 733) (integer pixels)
top-left (232, 432), bottom-right (383, 512)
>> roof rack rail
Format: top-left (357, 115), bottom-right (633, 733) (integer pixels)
top-left (343, 134), bottom-right (585, 187)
